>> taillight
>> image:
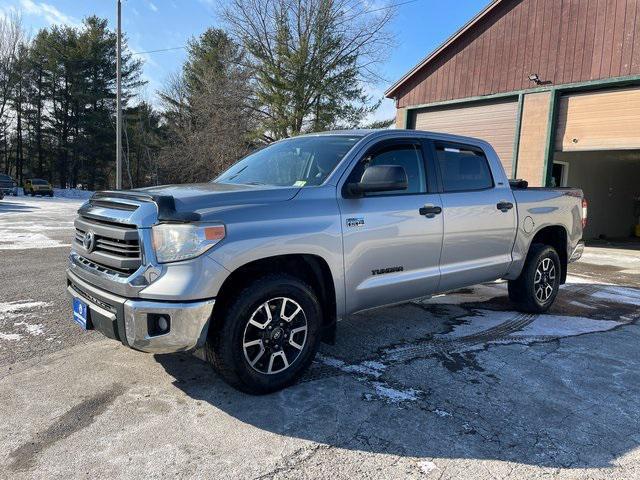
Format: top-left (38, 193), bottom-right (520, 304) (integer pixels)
top-left (582, 198), bottom-right (588, 228)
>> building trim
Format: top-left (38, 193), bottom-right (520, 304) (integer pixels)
top-left (400, 75), bottom-right (640, 114)
top-left (542, 90), bottom-right (559, 187)
top-left (511, 93), bottom-right (524, 179)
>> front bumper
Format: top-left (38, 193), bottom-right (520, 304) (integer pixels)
top-left (67, 269), bottom-right (215, 354)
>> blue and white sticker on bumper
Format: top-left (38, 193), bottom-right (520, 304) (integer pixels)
top-left (72, 297), bottom-right (88, 330)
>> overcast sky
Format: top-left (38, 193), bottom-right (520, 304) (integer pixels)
top-left (1, 0), bottom-right (489, 122)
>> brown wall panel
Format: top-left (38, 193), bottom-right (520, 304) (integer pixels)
top-left (393, 0), bottom-right (640, 108)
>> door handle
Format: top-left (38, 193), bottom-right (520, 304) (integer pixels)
top-left (419, 205), bottom-right (442, 217)
top-left (497, 201), bottom-right (514, 212)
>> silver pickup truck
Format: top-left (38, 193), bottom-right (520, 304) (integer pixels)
top-left (67, 129), bottom-right (586, 393)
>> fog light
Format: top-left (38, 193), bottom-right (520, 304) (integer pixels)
top-left (148, 313), bottom-right (170, 336)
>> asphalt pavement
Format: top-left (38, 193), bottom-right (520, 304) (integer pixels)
top-left (1, 196), bottom-right (639, 479)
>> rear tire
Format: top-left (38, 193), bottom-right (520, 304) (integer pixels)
top-left (508, 244), bottom-right (561, 313)
top-left (205, 274), bottom-right (322, 394)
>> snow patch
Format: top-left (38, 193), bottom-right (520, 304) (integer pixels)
top-left (516, 315), bottom-right (621, 337)
top-left (591, 286), bottom-right (640, 306)
top-left (439, 310), bottom-right (517, 339)
top-left (317, 354), bottom-right (386, 378)
top-left (370, 382), bottom-right (420, 403)
top-left (418, 460), bottom-right (438, 474)
top-left (2, 222), bottom-right (74, 231)
top-left (441, 309), bottom-right (623, 342)
top-left (14, 321), bottom-right (45, 336)
top-left (0, 301), bottom-right (49, 317)
top-left (53, 188), bottom-right (94, 199)
top-left (580, 250), bottom-right (640, 269)
top-left (433, 408), bottom-right (452, 417)
top-left (0, 231), bottom-right (70, 250)
top-left (0, 332), bottom-right (22, 341)
top-left (0, 301), bottom-right (50, 342)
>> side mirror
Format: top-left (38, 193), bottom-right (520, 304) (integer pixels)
top-left (345, 165), bottom-right (408, 197)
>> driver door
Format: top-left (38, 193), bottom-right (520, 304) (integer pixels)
top-left (338, 139), bottom-right (443, 314)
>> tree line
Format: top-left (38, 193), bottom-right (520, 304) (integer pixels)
top-left (0, 0), bottom-right (394, 190)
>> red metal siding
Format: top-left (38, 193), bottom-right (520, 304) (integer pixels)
top-left (394, 0), bottom-right (640, 108)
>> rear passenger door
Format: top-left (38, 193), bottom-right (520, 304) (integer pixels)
top-left (431, 140), bottom-right (517, 291)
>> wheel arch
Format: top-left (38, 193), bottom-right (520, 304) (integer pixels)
top-left (213, 254), bottom-right (338, 344)
top-left (528, 224), bottom-right (569, 284)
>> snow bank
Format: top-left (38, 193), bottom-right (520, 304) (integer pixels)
top-left (53, 188), bottom-right (94, 199)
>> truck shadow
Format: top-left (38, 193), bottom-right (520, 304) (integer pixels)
top-left (155, 281), bottom-right (640, 469)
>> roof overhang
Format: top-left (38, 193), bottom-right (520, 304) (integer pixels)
top-left (385, 0), bottom-right (504, 99)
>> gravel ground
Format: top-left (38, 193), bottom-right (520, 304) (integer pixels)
top-left (1, 196), bottom-right (639, 479)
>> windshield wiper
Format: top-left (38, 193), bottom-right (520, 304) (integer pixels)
top-left (225, 165), bottom-right (248, 181)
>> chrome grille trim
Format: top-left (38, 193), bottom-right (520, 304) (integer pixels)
top-left (74, 215), bottom-right (142, 274)
top-left (69, 193), bottom-right (164, 297)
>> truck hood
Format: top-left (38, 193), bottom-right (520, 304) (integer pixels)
top-left (134, 182), bottom-right (300, 213)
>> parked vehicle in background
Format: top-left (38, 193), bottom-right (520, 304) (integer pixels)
top-left (0, 174), bottom-right (18, 196)
top-left (23, 178), bottom-right (53, 197)
top-left (66, 130), bottom-right (586, 394)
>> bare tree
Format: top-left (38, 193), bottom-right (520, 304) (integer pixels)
top-left (0, 12), bottom-right (24, 172)
top-left (158, 28), bottom-right (255, 183)
top-left (221, 0), bottom-right (395, 139)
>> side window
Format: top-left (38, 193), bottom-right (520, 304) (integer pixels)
top-left (435, 143), bottom-right (493, 192)
top-left (351, 143), bottom-right (427, 196)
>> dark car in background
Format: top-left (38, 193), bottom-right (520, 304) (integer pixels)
top-left (23, 178), bottom-right (54, 197)
top-left (0, 174), bottom-right (18, 197)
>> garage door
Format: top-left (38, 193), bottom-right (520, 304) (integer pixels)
top-left (555, 87), bottom-right (640, 152)
top-left (410, 99), bottom-right (519, 176)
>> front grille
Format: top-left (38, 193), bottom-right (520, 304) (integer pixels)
top-left (74, 216), bottom-right (142, 274)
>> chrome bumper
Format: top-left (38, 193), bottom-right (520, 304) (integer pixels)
top-left (67, 269), bottom-right (214, 354)
top-left (569, 241), bottom-right (585, 263)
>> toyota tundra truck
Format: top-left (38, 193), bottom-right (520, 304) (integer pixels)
top-left (67, 129), bottom-right (586, 394)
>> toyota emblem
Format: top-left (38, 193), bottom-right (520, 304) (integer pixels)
top-left (83, 231), bottom-right (96, 252)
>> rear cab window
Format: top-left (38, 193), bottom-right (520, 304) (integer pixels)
top-left (434, 142), bottom-right (494, 192)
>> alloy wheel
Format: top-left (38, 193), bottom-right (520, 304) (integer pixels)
top-left (534, 257), bottom-right (556, 303)
top-left (242, 297), bottom-right (308, 375)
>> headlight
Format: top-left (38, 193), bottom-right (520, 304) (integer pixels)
top-left (151, 223), bottom-right (225, 263)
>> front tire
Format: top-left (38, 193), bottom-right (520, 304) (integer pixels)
top-left (508, 244), bottom-right (561, 313)
top-left (205, 274), bottom-right (322, 394)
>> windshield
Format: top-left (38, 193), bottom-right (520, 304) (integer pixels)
top-left (0, 174), bottom-right (10, 181)
top-left (216, 135), bottom-right (361, 187)
top-left (32, 179), bottom-right (48, 185)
